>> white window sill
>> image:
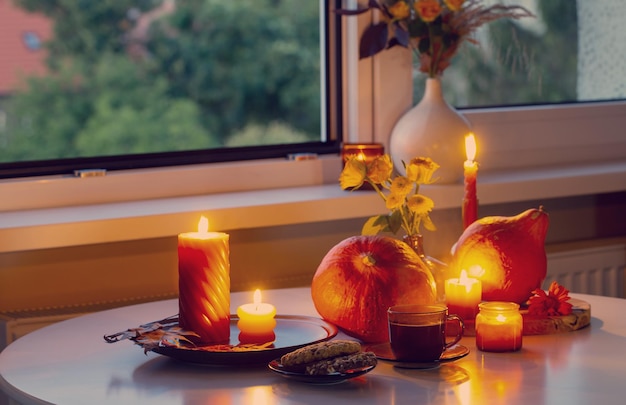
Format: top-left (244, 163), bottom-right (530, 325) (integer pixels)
top-left (0, 159), bottom-right (624, 253)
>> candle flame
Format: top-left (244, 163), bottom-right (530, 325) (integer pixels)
top-left (465, 133), bottom-right (477, 162)
top-left (496, 314), bottom-right (507, 322)
top-left (459, 269), bottom-right (476, 293)
top-left (253, 289), bottom-right (262, 304)
top-left (198, 216), bottom-right (209, 233)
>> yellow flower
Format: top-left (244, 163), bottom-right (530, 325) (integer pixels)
top-left (390, 175), bottom-right (412, 197)
top-left (406, 157), bottom-right (440, 184)
top-left (366, 154), bottom-right (393, 184)
top-left (388, 1), bottom-right (410, 19)
top-left (444, 0), bottom-right (465, 12)
top-left (385, 191), bottom-right (405, 210)
top-left (337, 152), bottom-right (440, 237)
top-left (406, 194), bottom-right (435, 215)
top-left (414, 0), bottom-right (442, 23)
top-left (339, 157), bottom-right (366, 189)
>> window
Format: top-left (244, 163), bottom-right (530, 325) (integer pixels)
top-left (0, 0), bottom-right (624, 211)
top-left (351, 0), bottom-right (626, 173)
top-left (0, 0), bottom-right (341, 178)
top-left (417, 0), bottom-right (626, 107)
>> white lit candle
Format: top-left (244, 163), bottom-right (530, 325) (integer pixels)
top-left (445, 269), bottom-right (482, 321)
top-left (237, 289), bottom-right (277, 343)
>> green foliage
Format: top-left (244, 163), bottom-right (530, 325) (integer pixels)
top-left (146, 0), bottom-right (321, 139)
top-left (226, 121), bottom-right (311, 147)
top-left (361, 211), bottom-right (402, 236)
top-left (74, 54), bottom-right (212, 156)
top-left (2, 0), bottom-right (321, 163)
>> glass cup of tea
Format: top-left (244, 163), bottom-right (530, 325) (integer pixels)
top-left (387, 304), bottom-right (464, 363)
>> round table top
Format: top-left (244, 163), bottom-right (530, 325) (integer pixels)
top-left (1, 288), bottom-right (625, 405)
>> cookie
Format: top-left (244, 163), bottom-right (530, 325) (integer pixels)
top-left (305, 351), bottom-right (378, 375)
top-left (280, 340), bottom-right (361, 367)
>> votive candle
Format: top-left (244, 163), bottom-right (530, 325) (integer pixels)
top-left (237, 289), bottom-right (277, 344)
top-left (445, 269), bottom-right (482, 321)
top-left (475, 302), bottom-right (523, 352)
top-left (341, 143), bottom-right (384, 190)
top-left (178, 216), bottom-right (231, 344)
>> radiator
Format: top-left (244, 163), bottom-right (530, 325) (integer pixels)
top-left (0, 294), bottom-right (176, 351)
top-left (544, 242), bottom-right (626, 298)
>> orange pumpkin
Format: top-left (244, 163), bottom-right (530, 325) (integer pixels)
top-left (311, 235), bottom-right (437, 342)
top-left (451, 207), bottom-right (549, 304)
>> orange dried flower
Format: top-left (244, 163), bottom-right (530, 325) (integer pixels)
top-left (388, 1), bottom-right (411, 19)
top-left (444, 0), bottom-right (466, 12)
top-left (414, 0), bottom-right (442, 23)
top-left (527, 281), bottom-right (573, 316)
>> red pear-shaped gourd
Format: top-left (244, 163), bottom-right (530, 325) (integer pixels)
top-left (451, 207), bottom-right (549, 304)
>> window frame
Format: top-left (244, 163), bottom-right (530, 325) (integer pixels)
top-left (0, 0), bottom-right (625, 214)
top-left (0, 0), bottom-right (343, 180)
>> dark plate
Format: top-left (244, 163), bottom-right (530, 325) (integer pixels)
top-left (365, 343), bottom-right (470, 369)
top-left (268, 359), bottom-right (376, 384)
top-left (151, 315), bottom-right (337, 366)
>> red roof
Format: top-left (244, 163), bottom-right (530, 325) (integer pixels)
top-left (0, 0), bottom-right (52, 94)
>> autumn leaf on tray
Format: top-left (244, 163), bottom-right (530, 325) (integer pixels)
top-left (527, 281), bottom-right (573, 317)
top-left (104, 316), bottom-right (275, 353)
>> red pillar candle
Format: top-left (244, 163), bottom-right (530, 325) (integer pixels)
top-left (463, 133), bottom-right (478, 229)
top-left (178, 216), bottom-right (230, 344)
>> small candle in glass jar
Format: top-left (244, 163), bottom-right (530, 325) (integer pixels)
top-left (475, 302), bottom-right (523, 352)
top-left (341, 143), bottom-right (384, 166)
top-left (341, 143), bottom-right (384, 190)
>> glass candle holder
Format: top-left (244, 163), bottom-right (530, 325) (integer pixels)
top-left (341, 143), bottom-right (384, 190)
top-left (475, 302), bottom-right (523, 352)
top-left (341, 143), bottom-right (384, 166)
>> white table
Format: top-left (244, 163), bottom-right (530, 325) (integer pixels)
top-left (1, 288), bottom-right (625, 405)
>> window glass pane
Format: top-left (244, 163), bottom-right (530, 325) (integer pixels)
top-left (414, 0), bottom-right (626, 108)
top-left (0, 0), bottom-right (323, 165)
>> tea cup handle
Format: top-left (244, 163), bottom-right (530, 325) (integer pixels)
top-left (445, 314), bottom-right (465, 349)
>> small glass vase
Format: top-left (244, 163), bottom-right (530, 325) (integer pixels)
top-left (403, 234), bottom-right (448, 303)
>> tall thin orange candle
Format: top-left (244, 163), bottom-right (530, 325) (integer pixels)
top-left (463, 133), bottom-right (478, 229)
top-left (178, 216), bottom-right (230, 344)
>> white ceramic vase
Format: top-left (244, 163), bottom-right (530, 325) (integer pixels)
top-left (389, 77), bottom-right (471, 184)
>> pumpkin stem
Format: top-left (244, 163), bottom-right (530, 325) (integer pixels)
top-left (361, 253), bottom-right (376, 267)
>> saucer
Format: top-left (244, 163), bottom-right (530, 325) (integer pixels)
top-left (268, 359), bottom-right (376, 384)
top-left (365, 343), bottom-right (470, 369)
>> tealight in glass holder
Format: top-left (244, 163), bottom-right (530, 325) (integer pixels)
top-left (340, 143), bottom-right (384, 165)
top-left (475, 301), bottom-right (523, 352)
top-left (341, 143), bottom-right (384, 191)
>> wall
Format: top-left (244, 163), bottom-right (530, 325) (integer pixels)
top-left (1, 191), bottom-right (624, 313)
